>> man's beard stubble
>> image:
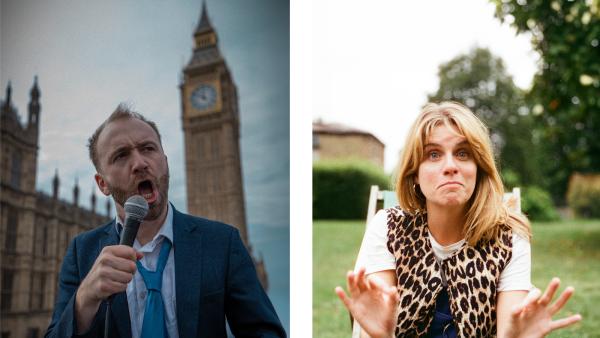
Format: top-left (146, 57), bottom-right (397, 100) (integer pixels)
top-left (108, 171), bottom-right (170, 221)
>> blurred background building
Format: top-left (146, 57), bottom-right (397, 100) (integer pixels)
top-left (312, 121), bottom-right (385, 168)
top-left (1, 80), bottom-right (111, 338)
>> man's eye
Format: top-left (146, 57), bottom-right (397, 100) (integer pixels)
top-left (113, 153), bottom-right (126, 162)
top-left (143, 146), bottom-right (155, 152)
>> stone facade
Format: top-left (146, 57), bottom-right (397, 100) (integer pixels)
top-left (313, 121), bottom-right (385, 168)
top-left (179, 4), bottom-right (268, 288)
top-left (0, 79), bottom-right (111, 338)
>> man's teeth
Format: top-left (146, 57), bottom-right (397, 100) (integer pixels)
top-left (143, 193), bottom-right (152, 199)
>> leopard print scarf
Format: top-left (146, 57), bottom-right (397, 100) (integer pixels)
top-left (385, 207), bottom-right (512, 337)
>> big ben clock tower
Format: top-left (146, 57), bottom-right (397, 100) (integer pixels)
top-left (180, 3), bottom-right (249, 245)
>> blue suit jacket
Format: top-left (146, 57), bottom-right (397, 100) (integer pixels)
top-left (45, 206), bottom-right (285, 338)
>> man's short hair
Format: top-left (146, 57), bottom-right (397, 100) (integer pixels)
top-left (87, 103), bottom-right (163, 171)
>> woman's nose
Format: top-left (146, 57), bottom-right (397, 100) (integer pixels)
top-left (442, 154), bottom-right (458, 175)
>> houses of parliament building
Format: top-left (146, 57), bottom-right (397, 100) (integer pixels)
top-left (0, 4), bottom-right (265, 337)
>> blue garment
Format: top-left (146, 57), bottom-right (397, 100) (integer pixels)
top-left (44, 204), bottom-right (285, 338)
top-left (136, 239), bottom-right (172, 338)
top-left (426, 288), bottom-right (457, 338)
top-left (116, 203), bottom-right (178, 338)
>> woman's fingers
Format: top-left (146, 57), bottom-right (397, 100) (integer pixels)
top-left (524, 287), bottom-right (542, 308)
top-left (345, 268), bottom-right (371, 298)
top-left (506, 278), bottom-right (582, 335)
top-left (538, 277), bottom-right (560, 307)
top-left (512, 287), bottom-right (542, 317)
top-left (511, 302), bottom-right (524, 317)
top-left (347, 271), bottom-right (359, 297)
top-left (356, 267), bottom-right (370, 292)
top-left (548, 286), bottom-right (575, 316)
top-left (335, 286), bottom-right (353, 310)
top-left (385, 284), bottom-right (399, 299)
top-left (549, 314), bottom-right (582, 331)
top-left (367, 274), bottom-right (385, 290)
top-left (367, 275), bottom-right (399, 308)
top-left (367, 275), bottom-right (389, 296)
top-left (387, 285), bottom-right (400, 305)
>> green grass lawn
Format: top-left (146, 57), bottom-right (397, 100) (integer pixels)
top-left (313, 219), bottom-right (600, 338)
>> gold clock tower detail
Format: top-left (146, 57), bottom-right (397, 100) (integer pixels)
top-left (180, 3), bottom-right (248, 245)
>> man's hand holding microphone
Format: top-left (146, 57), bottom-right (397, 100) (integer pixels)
top-left (75, 196), bottom-right (148, 333)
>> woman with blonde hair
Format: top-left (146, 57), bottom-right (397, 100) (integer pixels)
top-left (336, 102), bottom-right (581, 337)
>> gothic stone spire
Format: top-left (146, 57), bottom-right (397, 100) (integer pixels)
top-left (194, 1), bottom-right (214, 36)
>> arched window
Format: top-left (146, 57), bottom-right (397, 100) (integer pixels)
top-left (1, 269), bottom-right (14, 310)
top-left (5, 207), bottom-right (18, 252)
top-left (29, 272), bottom-right (45, 309)
top-left (10, 151), bottom-right (22, 188)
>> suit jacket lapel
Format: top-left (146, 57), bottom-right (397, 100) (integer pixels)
top-left (173, 207), bottom-right (203, 338)
top-left (100, 221), bottom-right (133, 338)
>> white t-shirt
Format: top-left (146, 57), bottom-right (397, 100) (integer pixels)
top-left (355, 209), bottom-right (531, 291)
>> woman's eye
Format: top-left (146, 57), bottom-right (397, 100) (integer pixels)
top-left (457, 150), bottom-right (470, 159)
top-left (428, 151), bottom-right (440, 160)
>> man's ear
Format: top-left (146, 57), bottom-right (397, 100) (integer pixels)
top-left (95, 173), bottom-right (111, 196)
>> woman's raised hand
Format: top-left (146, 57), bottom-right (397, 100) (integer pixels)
top-left (335, 267), bottom-right (399, 338)
top-left (503, 277), bottom-right (582, 338)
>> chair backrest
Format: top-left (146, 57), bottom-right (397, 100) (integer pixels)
top-left (365, 186), bottom-right (399, 226)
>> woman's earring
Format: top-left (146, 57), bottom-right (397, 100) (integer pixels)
top-left (414, 183), bottom-right (422, 198)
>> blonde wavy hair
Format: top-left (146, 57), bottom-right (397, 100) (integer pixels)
top-left (395, 101), bottom-right (531, 246)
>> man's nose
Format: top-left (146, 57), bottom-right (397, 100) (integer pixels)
top-left (131, 150), bottom-right (149, 173)
top-left (442, 153), bottom-right (459, 175)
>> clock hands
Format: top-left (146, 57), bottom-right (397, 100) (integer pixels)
top-left (191, 84), bottom-right (216, 110)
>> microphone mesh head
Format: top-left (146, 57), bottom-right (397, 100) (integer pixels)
top-left (124, 195), bottom-right (149, 222)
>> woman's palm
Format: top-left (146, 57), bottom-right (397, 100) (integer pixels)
top-left (335, 268), bottom-right (399, 338)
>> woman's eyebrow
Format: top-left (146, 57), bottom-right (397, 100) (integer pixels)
top-left (424, 140), bottom-right (470, 149)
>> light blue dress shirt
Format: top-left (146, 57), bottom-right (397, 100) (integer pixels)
top-left (116, 203), bottom-right (179, 338)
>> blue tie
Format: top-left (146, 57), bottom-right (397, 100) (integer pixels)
top-left (136, 238), bottom-right (172, 338)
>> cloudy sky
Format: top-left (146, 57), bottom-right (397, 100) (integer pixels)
top-left (1, 0), bottom-right (289, 332)
top-left (1, 0), bottom-right (289, 226)
top-left (311, 0), bottom-right (539, 172)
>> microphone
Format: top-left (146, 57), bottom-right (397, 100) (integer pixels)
top-left (105, 195), bottom-right (148, 338)
top-left (120, 195), bottom-right (149, 246)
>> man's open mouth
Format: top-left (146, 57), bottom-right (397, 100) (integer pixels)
top-left (137, 180), bottom-right (157, 203)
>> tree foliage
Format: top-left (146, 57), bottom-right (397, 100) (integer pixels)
top-left (492, 0), bottom-right (600, 202)
top-left (428, 47), bottom-right (545, 189)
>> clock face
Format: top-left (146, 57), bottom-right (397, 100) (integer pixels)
top-left (190, 84), bottom-right (217, 110)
